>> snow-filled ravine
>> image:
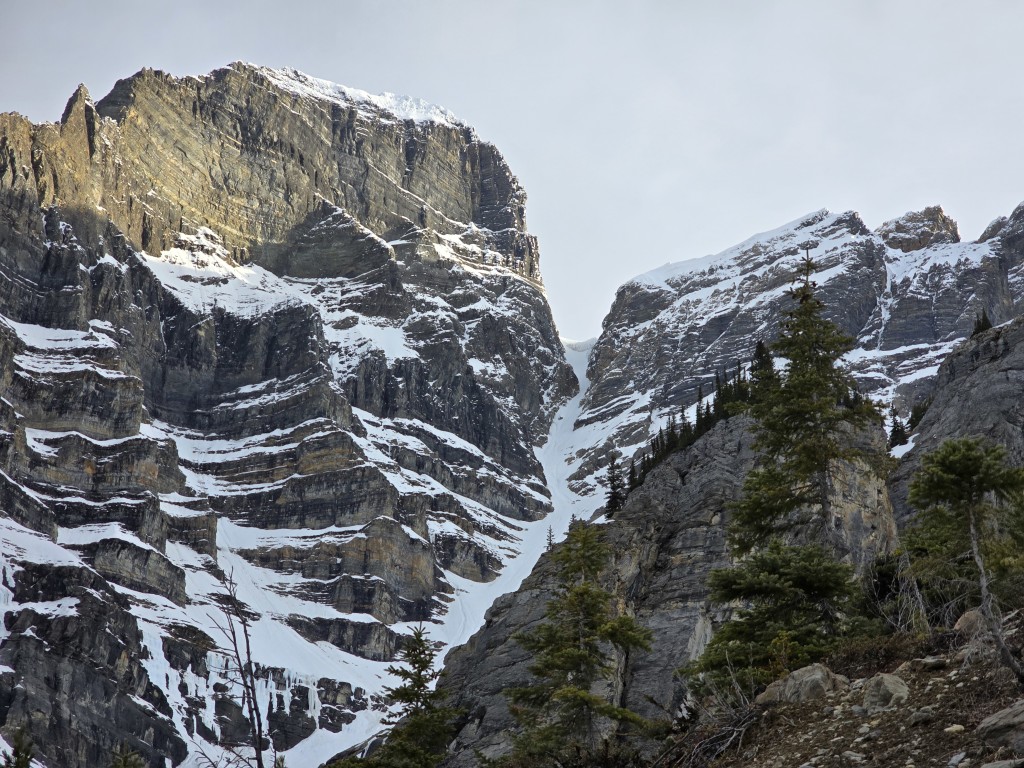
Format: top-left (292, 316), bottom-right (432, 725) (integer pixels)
top-left (181, 337), bottom-right (603, 767)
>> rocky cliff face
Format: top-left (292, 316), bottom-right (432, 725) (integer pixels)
top-left (889, 313), bottom-right (1024, 523)
top-left (439, 416), bottom-right (898, 764)
top-left (6, 60), bottom-right (1024, 768)
top-left (570, 206), bottom-right (1024, 494)
top-left (0, 64), bottom-right (575, 767)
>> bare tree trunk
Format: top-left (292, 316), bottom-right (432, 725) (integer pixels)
top-left (817, 468), bottom-right (844, 557)
top-left (238, 609), bottom-right (266, 768)
top-left (898, 551), bottom-right (931, 636)
top-left (968, 511), bottom-right (1024, 686)
top-left (214, 575), bottom-right (267, 768)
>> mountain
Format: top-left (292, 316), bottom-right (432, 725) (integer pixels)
top-left (0, 63), bottom-right (577, 766)
top-left (4, 61), bottom-right (1024, 768)
top-left (437, 208), bottom-right (1024, 764)
top-left (567, 204), bottom-right (1024, 496)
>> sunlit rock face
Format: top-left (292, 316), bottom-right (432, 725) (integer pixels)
top-left (0, 63), bottom-right (575, 766)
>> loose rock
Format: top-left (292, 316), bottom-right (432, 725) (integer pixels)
top-left (863, 673), bottom-right (910, 713)
top-left (755, 663), bottom-right (851, 705)
top-left (978, 699), bottom-right (1024, 753)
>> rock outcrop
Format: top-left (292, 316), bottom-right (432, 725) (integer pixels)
top-left (888, 314), bottom-right (1024, 522)
top-left (439, 415), bottom-right (898, 764)
top-left (875, 205), bottom-right (961, 252)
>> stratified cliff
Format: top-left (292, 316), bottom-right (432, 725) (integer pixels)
top-left (0, 63), bottom-right (575, 767)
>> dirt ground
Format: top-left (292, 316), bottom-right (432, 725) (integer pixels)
top-left (668, 634), bottom-right (1024, 768)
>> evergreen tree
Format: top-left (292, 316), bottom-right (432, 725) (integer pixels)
top-left (730, 257), bottom-right (878, 554)
top-left (331, 626), bottom-right (457, 768)
top-left (908, 438), bottom-right (1024, 683)
top-left (749, 339), bottom-right (776, 391)
top-left (689, 259), bottom-right (879, 695)
top-left (605, 456), bottom-right (624, 512)
top-left (1, 731), bottom-right (31, 768)
top-left (908, 397), bottom-right (932, 432)
top-left (687, 541), bottom-right (855, 691)
top-left (973, 308), bottom-right (993, 337)
top-left (507, 524), bottom-right (652, 758)
top-left (383, 626), bottom-right (445, 724)
top-left (694, 385), bottom-right (705, 433)
top-left (888, 406), bottom-right (909, 448)
top-left (678, 414), bottom-right (694, 447)
top-left (627, 459), bottom-right (637, 493)
top-left (110, 745), bottom-right (146, 768)
top-left (713, 371), bottom-right (724, 417)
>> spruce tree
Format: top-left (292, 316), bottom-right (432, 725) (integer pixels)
top-left (605, 456), bottom-right (624, 512)
top-left (687, 541), bottom-right (855, 691)
top-left (972, 308), bottom-right (993, 336)
top-left (694, 385), bottom-right (705, 433)
top-left (331, 626), bottom-right (457, 768)
top-left (110, 745), bottom-right (146, 768)
top-left (507, 523), bottom-right (652, 758)
top-left (1, 731), bottom-right (32, 768)
top-left (731, 257), bottom-right (878, 554)
top-left (908, 397), bottom-right (931, 432)
top-left (678, 414), bottom-right (694, 447)
top-left (908, 438), bottom-right (1024, 684)
top-left (888, 406), bottom-right (909, 448)
top-left (689, 259), bottom-right (877, 695)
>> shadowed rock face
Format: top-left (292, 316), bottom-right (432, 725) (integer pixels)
top-left (889, 314), bottom-right (1024, 524)
top-left (0, 64), bottom-right (575, 766)
top-left (439, 416), bottom-right (897, 765)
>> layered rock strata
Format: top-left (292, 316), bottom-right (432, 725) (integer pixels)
top-left (0, 63), bottom-right (574, 767)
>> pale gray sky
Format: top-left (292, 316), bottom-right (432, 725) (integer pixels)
top-left (4, 1), bottom-right (1024, 340)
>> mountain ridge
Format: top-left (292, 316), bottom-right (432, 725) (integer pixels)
top-left (568, 203), bottom-right (1024, 498)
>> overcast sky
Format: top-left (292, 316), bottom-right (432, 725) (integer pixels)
top-left (4, 1), bottom-right (1024, 340)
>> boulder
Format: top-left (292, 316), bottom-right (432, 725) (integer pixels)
top-left (978, 699), bottom-right (1024, 753)
top-left (955, 609), bottom-right (985, 637)
top-left (862, 673), bottom-right (909, 713)
top-left (755, 663), bottom-right (850, 705)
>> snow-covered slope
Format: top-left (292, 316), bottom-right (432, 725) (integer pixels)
top-left (572, 205), bottom-right (1024, 495)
